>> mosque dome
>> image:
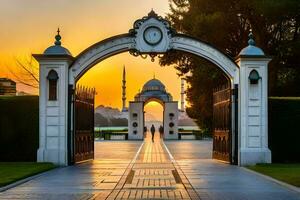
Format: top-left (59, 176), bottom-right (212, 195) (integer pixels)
top-left (142, 78), bottom-right (166, 92)
top-left (44, 29), bottom-right (72, 56)
top-left (135, 78), bottom-right (172, 103)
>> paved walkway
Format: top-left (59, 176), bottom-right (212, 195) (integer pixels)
top-left (0, 135), bottom-right (299, 200)
top-left (0, 141), bottom-right (142, 200)
top-left (105, 133), bottom-right (199, 199)
top-left (165, 141), bottom-right (300, 200)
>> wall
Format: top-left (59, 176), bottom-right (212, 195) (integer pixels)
top-left (163, 102), bottom-right (178, 139)
top-left (128, 102), bottom-right (144, 140)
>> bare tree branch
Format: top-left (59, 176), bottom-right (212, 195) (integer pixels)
top-left (7, 55), bottom-right (39, 89)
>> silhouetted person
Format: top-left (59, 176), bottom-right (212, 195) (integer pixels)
top-left (159, 125), bottom-right (164, 138)
top-left (144, 126), bottom-right (147, 138)
top-left (150, 124), bottom-right (155, 142)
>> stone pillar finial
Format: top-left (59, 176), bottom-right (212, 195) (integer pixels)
top-left (55, 28), bottom-right (61, 46)
top-left (248, 29), bottom-right (255, 46)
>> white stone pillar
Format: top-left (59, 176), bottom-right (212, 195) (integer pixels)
top-left (128, 102), bottom-right (144, 140)
top-left (236, 32), bottom-right (272, 165)
top-left (33, 56), bottom-right (73, 166)
top-left (33, 30), bottom-right (73, 166)
top-left (163, 102), bottom-right (178, 140)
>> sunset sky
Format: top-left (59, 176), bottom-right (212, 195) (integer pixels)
top-left (0, 0), bottom-right (186, 119)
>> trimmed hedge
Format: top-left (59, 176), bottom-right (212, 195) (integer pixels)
top-left (0, 96), bottom-right (39, 161)
top-left (269, 97), bottom-right (300, 163)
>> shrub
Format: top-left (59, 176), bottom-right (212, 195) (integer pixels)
top-left (269, 97), bottom-right (300, 163)
top-left (0, 96), bottom-right (39, 161)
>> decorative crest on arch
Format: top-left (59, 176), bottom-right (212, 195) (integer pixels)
top-left (129, 10), bottom-right (176, 61)
top-left (129, 10), bottom-right (176, 36)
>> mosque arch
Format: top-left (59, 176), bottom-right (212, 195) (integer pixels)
top-left (129, 78), bottom-right (179, 140)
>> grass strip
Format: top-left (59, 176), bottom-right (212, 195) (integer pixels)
top-left (0, 162), bottom-right (55, 187)
top-left (247, 163), bottom-right (300, 187)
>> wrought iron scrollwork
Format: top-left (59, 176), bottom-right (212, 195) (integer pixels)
top-left (129, 49), bottom-right (164, 62)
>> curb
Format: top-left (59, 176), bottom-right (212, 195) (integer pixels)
top-left (0, 167), bottom-right (62, 193)
top-left (242, 167), bottom-right (300, 194)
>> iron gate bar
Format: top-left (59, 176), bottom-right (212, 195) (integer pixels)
top-left (68, 84), bottom-right (74, 165)
top-left (212, 83), bottom-right (232, 163)
top-left (233, 84), bottom-right (239, 165)
top-left (73, 85), bottom-right (95, 163)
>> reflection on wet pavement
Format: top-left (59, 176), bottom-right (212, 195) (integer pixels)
top-left (0, 136), bottom-right (299, 199)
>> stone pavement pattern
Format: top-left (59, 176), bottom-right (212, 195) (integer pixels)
top-left (0, 137), bottom-right (300, 200)
top-left (0, 141), bottom-right (142, 200)
top-left (166, 141), bottom-right (300, 200)
top-left (104, 133), bottom-right (199, 199)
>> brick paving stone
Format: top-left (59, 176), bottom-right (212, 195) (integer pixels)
top-left (105, 133), bottom-right (195, 199)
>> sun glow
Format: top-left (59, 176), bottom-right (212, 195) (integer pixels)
top-left (0, 0), bottom-right (186, 123)
top-left (0, 0), bottom-right (170, 94)
top-left (144, 101), bottom-right (163, 122)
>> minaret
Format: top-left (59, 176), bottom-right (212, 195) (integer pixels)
top-left (180, 78), bottom-right (185, 111)
top-left (122, 65), bottom-right (127, 112)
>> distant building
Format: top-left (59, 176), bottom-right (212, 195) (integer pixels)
top-left (0, 78), bottom-right (16, 96)
top-left (16, 91), bottom-right (31, 96)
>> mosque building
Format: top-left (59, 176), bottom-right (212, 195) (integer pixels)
top-left (121, 66), bottom-right (185, 113)
top-left (120, 66), bottom-right (192, 140)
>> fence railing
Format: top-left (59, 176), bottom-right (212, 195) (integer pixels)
top-left (178, 130), bottom-right (212, 140)
top-left (94, 129), bottom-right (209, 140)
top-left (95, 130), bottom-right (128, 140)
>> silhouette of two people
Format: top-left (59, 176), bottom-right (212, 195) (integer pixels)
top-left (150, 124), bottom-right (155, 142)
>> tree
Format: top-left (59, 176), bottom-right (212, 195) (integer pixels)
top-left (161, 0), bottom-right (300, 130)
top-left (8, 56), bottom-right (39, 89)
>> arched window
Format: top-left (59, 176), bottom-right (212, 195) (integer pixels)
top-left (47, 70), bottom-right (59, 100)
top-left (249, 69), bottom-right (260, 84)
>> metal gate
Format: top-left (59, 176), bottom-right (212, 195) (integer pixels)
top-left (212, 84), bottom-right (232, 163)
top-left (74, 85), bottom-right (95, 163)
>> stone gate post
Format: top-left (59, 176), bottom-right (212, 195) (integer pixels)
top-left (33, 30), bottom-right (73, 166)
top-left (236, 32), bottom-right (272, 165)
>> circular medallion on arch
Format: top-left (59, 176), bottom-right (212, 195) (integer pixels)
top-left (143, 26), bottom-right (163, 46)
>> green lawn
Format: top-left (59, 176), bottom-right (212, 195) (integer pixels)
top-left (247, 163), bottom-right (300, 187)
top-left (0, 162), bottom-right (55, 187)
